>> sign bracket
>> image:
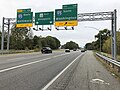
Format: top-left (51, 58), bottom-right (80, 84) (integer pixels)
top-left (56, 26), bottom-right (74, 30)
top-left (33, 25), bottom-right (52, 31)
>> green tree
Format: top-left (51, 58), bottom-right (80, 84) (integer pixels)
top-left (64, 41), bottom-right (79, 50)
top-left (95, 29), bottom-right (110, 51)
top-left (85, 42), bottom-right (95, 50)
top-left (10, 25), bottom-right (29, 50)
top-left (117, 32), bottom-right (120, 55)
top-left (0, 31), bottom-right (1, 48)
top-left (102, 37), bottom-right (111, 54)
top-left (61, 44), bottom-right (65, 49)
top-left (8, 24), bottom-right (61, 50)
top-left (24, 36), bottom-right (33, 50)
top-left (52, 37), bottom-right (61, 49)
top-left (46, 36), bottom-right (57, 49)
top-left (32, 35), bottom-right (61, 50)
top-left (102, 31), bottom-right (120, 55)
top-left (41, 37), bottom-right (48, 47)
top-left (33, 35), bottom-right (42, 49)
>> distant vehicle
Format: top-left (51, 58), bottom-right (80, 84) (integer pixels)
top-left (81, 49), bottom-right (85, 52)
top-left (73, 49), bottom-right (77, 51)
top-left (41, 47), bottom-right (52, 54)
top-left (65, 49), bottom-right (70, 52)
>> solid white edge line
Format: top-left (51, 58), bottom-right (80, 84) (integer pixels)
top-left (42, 53), bottom-right (84, 90)
top-left (0, 53), bottom-right (71, 73)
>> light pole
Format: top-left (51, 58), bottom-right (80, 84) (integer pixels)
top-left (84, 26), bottom-right (102, 52)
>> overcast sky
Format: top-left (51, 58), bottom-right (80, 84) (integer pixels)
top-left (0, 0), bottom-right (120, 47)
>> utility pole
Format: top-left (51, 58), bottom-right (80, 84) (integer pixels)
top-left (100, 33), bottom-right (102, 52)
top-left (1, 17), bottom-right (5, 51)
top-left (113, 9), bottom-right (117, 60)
top-left (1, 17), bottom-right (15, 51)
top-left (7, 19), bottom-right (10, 50)
top-left (111, 9), bottom-right (117, 60)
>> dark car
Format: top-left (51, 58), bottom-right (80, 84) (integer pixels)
top-left (41, 47), bottom-right (52, 54)
top-left (73, 49), bottom-right (77, 51)
top-left (81, 49), bottom-right (85, 52)
top-left (65, 49), bottom-right (70, 52)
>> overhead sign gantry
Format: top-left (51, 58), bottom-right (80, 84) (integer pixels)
top-left (0, 4), bottom-right (117, 60)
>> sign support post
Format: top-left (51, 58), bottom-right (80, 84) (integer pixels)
top-left (7, 19), bottom-right (10, 50)
top-left (1, 17), bottom-right (5, 51)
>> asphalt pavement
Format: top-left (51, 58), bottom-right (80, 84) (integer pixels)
top-left (46, 51), bottom-right (120, 90)
top-left (0, 51), bottom-right (120, 90)
top-left (0, 50), bottom-right (82, 90)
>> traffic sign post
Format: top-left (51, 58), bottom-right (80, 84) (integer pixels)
top-left (16, 9), bottom-right (33, 28)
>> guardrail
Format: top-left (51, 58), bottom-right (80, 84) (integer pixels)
top-left (96, 53), bottom-right (120, 73)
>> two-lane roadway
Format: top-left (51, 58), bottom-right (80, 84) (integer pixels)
top-left (0, 51), bottom-right (82, 90)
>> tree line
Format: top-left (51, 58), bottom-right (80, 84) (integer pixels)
top-left (0, 25), bottom-right (61, 50)
top-left (0, 25), bottom-right (80, 50)
top-left (61, 41), bottom-right (79, 50)
top-left (85, 28), bottom-right (120, 55)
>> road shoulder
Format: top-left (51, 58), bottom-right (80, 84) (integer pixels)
top-left (65, 51), bottom-right (120, 90)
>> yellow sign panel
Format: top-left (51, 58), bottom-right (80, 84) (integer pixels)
top-left (17, 10), bottom-right (23, 12)
top-left (16, 23), bottom-right (33, 28)
top-left (55, 20), bottom-right (78, 26)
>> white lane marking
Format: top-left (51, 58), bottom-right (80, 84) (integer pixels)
top-left (42, 53), bottom-right (84, 90)
top-left (90, 78), bottom-right (110, 85)
top-left (0, 53), bottom-right (71, 73)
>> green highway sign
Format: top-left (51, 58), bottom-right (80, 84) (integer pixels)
top-left (62, 4), bottom-right (78, 9)
top-left (16, 11), bottom-right (33, 27)
top-left (55, 9), bottom-right (77, 21)
top-left (55, 4), bottom-right (78, 26)
top-left (35, 12), bottom-right (54, 25)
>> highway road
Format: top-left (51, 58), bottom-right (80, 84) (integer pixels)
top-left (0, 51), bottom-right (82, 90)
top-left (0, 51), bottom-right (120, 90)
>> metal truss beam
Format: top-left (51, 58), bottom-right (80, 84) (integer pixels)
top-left (78, 11), bottom-right (113, 21)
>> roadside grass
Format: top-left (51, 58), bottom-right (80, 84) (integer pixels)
top-left (53, 49), bottom-right (64, 52)
top-left (0, 50), bottom-right (36, 56)
top-left (0, 49), bottom-right (64, 56)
